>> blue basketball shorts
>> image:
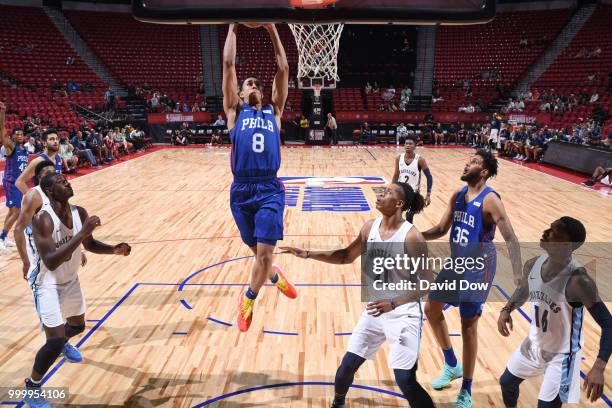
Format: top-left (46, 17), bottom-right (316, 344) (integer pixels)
top-left (3, 180), bottom-right (22, 209)
top-left (428, 256), bottom-right (496, 319)
top-left (230, 179), bottom-right (285, 247)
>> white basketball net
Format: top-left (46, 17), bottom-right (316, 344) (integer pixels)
top-left (289, 23), bottom-right (344, 86)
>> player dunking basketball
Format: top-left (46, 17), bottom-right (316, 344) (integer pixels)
top-left (422, 150), bottom-right (522, 408)
top-left (223, 24), bottom-right (296, 332)
top-left (24, 173), bottom-right (131, 408)
top-left (282, 182), bottom-right (435, 408)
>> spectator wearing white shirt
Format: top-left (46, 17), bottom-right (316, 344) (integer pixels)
top-left (213, 114), bottom-right (226, 127)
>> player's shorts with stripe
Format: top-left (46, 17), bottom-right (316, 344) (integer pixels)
top-left (31, 278), bottom-right (86, 328)
top-left (230, 178), bottom-right (285, 247)
top-left (507, 339), bottom-right (581, 403)
top-left (347, 303), bottom-right (423, 370)
top-left (2, 180), bottom-right (22, 209)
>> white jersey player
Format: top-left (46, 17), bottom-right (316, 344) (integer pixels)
top-left (282, 182), bottom-right (436, 408)
top-left (23, 173), bottom-right (131, 408)
top-left (13, 160), bottom-right (87, 282)
top-left (392, 134), bottom-right (432, 222)
top-left (498, 217), bottom-right (610, 407)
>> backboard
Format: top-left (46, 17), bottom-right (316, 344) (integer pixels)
top-left (132, 0), bottom-right (495, 25)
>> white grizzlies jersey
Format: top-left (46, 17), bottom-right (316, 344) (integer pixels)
top-left (26, 186), bottom-right (52, 279)
top-left (398, 153), bottom-right (421, 192)
top-left (527, 254), bottom-right (584, 354)
top-left (30, 203), bottom-right (82, 286)
top-left (364, 217), bottom-right (422, 315)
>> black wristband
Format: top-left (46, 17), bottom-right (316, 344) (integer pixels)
top-left (501, 306), bottom-right (514, 313)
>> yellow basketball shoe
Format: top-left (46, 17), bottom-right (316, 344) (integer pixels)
top-left (271, 264), bottom-right (298, 299)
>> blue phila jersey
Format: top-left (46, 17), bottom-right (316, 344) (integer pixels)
top-left (450, 185), bottom-right (498, 261)
top-left (230, 103), bottom-right (280, 181)
top-left (39, 152), bottom-right (63, 174)
top-left (2, 145), bottom-right (29, 183)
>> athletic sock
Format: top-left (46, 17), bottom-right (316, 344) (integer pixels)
top-left (442, 347), bottom-right (458, 367)
top-left (462, 378), bottom-right (473, 395)
top-left (26, 378), bottom-right (41, 387)
top-left (270, 273), bottom-right (279, 284)
top-left (0, 230), bottom-right (7, 240)
top-left (245, 287), bottom-right (258, 300)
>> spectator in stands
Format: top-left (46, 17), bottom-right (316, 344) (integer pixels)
top-left (382, 86), bottom-right (395, 102)
top-left (113, 127), bottom-right (133, 154)
top-left (462, 78), bottom-right (470, 90)
top-left (433, 123), bottom-right (445, 145)
top-left (325, 113), bottom-right (338, 145)
top-left (103, 131), bottom-right (117, 160)
top-left (181, 103), bottom-right (191, 113)
top-left (588, 46), bottom-right (602, 59)
top-left (397, 123), bottom-right (408, 144)
top-left (24, 136), bottom-right (36, 154)
top-left (574, 47), bottom-right (588, 59)
top-left (519, 35), bottom-right (529, 49)
top-left (364, 82), bottom-right (372, 94)
top-left (523, 130), bottom-right (545, 162)
top-left (210, 130), bottom-right (222, 146)
top-left (590, 92), bottom-right (599, 104)
top-left (129, 127), bottom-right (147, 152)
top-left (288, 78), bottom-right (296, 89)
top-left (59, 137), bottom-right (78, 173)
top-left (105, 88), bottom-right (115, 111)
top-left (372, 82), bottom-right (379, 93)
top-left (284, 100), bottom-right (293, 112)
top-left (432, 89), bottom-right (443, 103)
top-left (52, 80), bottom-right (62, 92)
top-left (70, 131), bottom-right (98, 167)
top-left (191, 102), bottom-right (201, 112)
top-left (65, 56), bottom-right (75, 65)
top-left (568, 130), bottom-right (583, 145)
top-left (448, 122), bottom-right (458, 144)
top-left (213, 114), bottom-right (226, 127)
top-left (67, 82), bottom-right (79, 93)
top-left (457, 123), bottom-right (467, 145)
top-left (150, 92), bottom-right (160, 111)
top-left (86, 131), bottom-right (108, 165)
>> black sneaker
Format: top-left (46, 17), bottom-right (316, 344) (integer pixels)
top-left (582, 180), bottom-right (595, 186)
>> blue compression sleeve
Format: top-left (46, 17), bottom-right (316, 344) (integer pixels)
top-left (588, 302), bottom-right (612, 362)
top-left (423, 168), bottom-right (433, 193)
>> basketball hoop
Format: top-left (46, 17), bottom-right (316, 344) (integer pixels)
top-left (289, 22), bottom-right (344, 89)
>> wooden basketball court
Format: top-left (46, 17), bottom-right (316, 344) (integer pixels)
top-left (0, 146), bottom-right (610, 407)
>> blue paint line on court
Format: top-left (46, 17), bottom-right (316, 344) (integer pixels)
top-left (365, 149), bottom-right (377, 160)
top-left (172, 332), bottom-right (189, 335)
top-left (334, 332), bottom-right (352, 336)
top-left (263, 330), bottom-right (299, 336)
top-left (86, 319), bottom-right (100, 323)
top-left (178, 255), bottom-right (254, 291)
top-left (443, 304), bottom-right (452, 311)
top-left (5, 263), bottom-right (608, 408)
top-left (180, 299), bottom-right (193, 310)
top-left (449, 333), bottom-right (461, 337)
top-left (207, 317), bottom-right (233, 327)
top-left (191, 382), bottom-right (403, 407)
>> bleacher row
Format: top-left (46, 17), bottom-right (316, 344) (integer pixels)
top-left (0, 4), bottom-right (610, 133)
